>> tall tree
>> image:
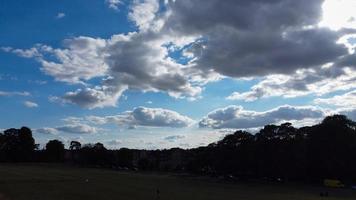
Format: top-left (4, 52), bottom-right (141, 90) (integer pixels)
top-left (45, 140), bottom-right (65, 162)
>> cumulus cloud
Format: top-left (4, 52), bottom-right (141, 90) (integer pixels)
top-left (199, 105), bottom-right (326, 129)
top-left (86, 107), bottom-right (195, 128)
top-left (61, 85), bottom-right (127, 109)
top-left (24, 101), bottom-right (38, 108)
top-left (162, 0), bottom-right (355, 77)
top-left (165, 0), bottom-right (356, 103)
top-left (5, 31), bottom-right (203, 108)
top-left (40, 38), bottom-right (108, 84)
top-left (4, 0), bottom-right (356, 109)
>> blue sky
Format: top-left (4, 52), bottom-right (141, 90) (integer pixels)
top-left (1, 0), bottom-right (356, 149)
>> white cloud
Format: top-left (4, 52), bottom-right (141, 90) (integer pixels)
top-left (5, 32), bottom-right (203, 108)
top-left (87, 107), bottom-right (195, 128)
top-left (199, 105), bottom-right (326, 129)
top-left (106, 0), bottom-right (122, 10)
top-left (0, 91), bottom-right (30, 97)
top-left (315, 90), bottom-right (356, 108)
top-left (227, 66), bottom-right (356, 101)
top-left (56, 123), bottom-right (98, 134)
top-left (1, 46), bottom-right (41, 58)
top-left (24, 101), bottom-right (38, 108)
top-left (39, 38), bottom-right (108, 84)
top-left (320, 0), bottom-right (356, 30)
top-left (56, 12), bottom-right (65, 19)
top-left (128, 0), bottom-right (160, 31)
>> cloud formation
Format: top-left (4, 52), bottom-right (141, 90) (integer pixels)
top-left (106, 0), bottom-right (122, 10)
top-left (199, 105), bottom-right (326, 129)
top-left (227, 66), bottom-right (356, 101)
top-left (35, 127), bottom-right (59, 135)
top-left (3, 0), bottom-right (356, 109)
top-left (24, 101), bottom-right (38, 108)
top-left (36, 122), bottom-right (99, 135)
top-left (164, 135), bottom-right (185, 142)
top-left (56, 123), bottom-right (98, 134)
top-left (86, 107), bottom-right (195, 128)
top-left (315, 90), bottom-right (356, 108)
top-left (5, 32), bottom-right (203, 108)
top-left (162, 0), bottom-right (354, 77)
top-left (0, 91), bottom-right (30, 97)
top-left (56, 12), bottom-right (65, 19)
top-left (339, 108), bottom-right (356, 121)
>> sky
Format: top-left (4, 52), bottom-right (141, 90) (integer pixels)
top-left (1, 0), bottom-right (356, 149)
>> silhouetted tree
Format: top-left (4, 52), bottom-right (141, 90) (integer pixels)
top-left (0, 127), bottom-right (36, 162)
top-left (69, 141), bottom-right (81, 150)
top-left (77, 143), bottom-right (109, 166)
top-left (307, 115), bottom-right (356, 181)
top-left (1, 115), bottom-right (356, 183)
top-left (18, 127), bottom-right (36, 161)
top-left (115, 148), bottom-right (134, 168)
top-left (45, 140), bottom-right (65, 162)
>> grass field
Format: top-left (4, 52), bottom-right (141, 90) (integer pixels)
top-left (0, 164), bottom-right (355, 200)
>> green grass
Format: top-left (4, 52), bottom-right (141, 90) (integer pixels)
top-left (0, 164), bottom-right (355, 200)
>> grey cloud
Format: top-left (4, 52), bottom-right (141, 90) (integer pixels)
top-left (105, 32), bottom-right (202, 99)
top-left (187, 26), bottom-right (349, 78)
top-left (61, 85), bottom-right (127, 109)
top-left (162, 0), bottom-right (354, 78)
top-left (165, 0), bottom-right (323, 33)
top-left (164, 135), bottom-right (185, 142)
top-left (339, 108), bottom-right (356, 121)
top-left (106, 139), bottom-right (122, 146)
top-left (35, 128), bottom-right (59, 135)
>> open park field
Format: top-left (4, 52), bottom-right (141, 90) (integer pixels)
top-left (0, 164), bottom-right (355, 200)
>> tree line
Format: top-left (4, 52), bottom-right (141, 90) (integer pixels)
top-left (1, 115), bottom-right (356, 183)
